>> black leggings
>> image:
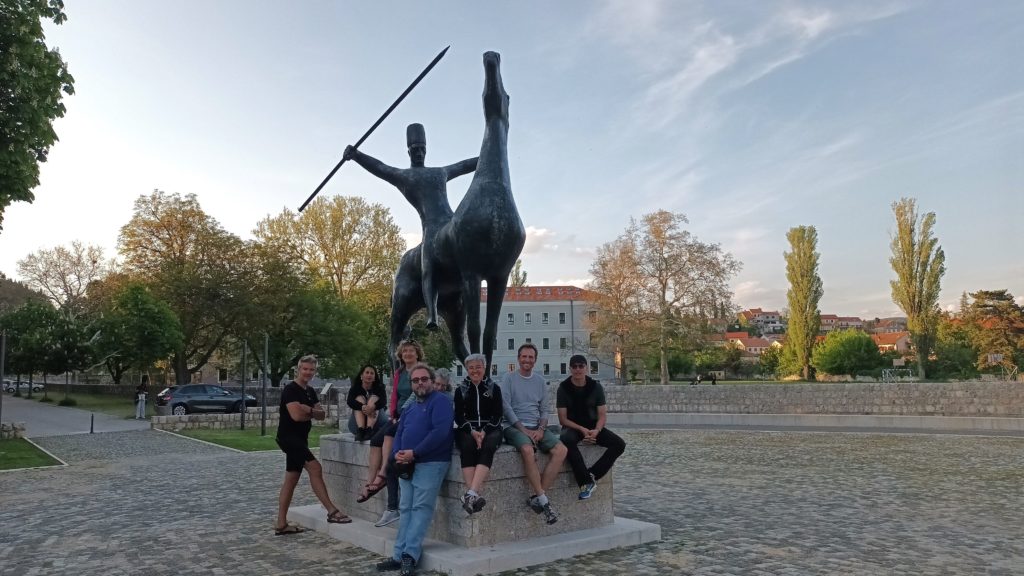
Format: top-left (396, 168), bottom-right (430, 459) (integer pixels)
top-left (456, 427), bottom-right (502, 469)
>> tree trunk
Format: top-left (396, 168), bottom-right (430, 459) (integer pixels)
top-left (173, 354), bottom-right (189, 385)
top-left (659, 332), bottom-right (669, 385)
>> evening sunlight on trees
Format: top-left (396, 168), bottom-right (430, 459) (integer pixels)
top-left (589, 210), bottom-right (740, 384)
top-left (784, 226), bottom-right (823, 381)
top-left (17, 241), bottom-right (109, 317)
top-left (889, 198), bottom-right (945, 379)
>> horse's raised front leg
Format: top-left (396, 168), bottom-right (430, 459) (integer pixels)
top-left (462, 276), bottom-right (482, 355)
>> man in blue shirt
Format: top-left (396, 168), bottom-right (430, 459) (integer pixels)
top-left (376, 363), bottom-right (454, 576)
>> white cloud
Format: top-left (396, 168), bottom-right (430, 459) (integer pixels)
top-left (522, 226), bottom-right (558, 255)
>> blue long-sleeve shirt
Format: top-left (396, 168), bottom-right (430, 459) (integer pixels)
top-left (392, 390), bottom-right (454, 464)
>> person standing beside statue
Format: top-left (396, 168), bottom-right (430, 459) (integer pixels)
top-left (343, 124), bottom-right (477, 331)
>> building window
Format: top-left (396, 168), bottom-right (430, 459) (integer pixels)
top-left (543, 363), bottom-right (550, 375)
top-left (507, 338), bottom-right (515, 350)
top-left (588, 310), bottom-right (597, 323)
top-left (457, 365), bottom-right (463, 377)
top-left (525, 337), bottom-right (532, 344)
top-left (560, 337), bottom-right (567, 349)
top-left (590, 361), bottom-right (599, 375)
top-left (542, 312), bottom-right (549, 325)
top-left (525, 312), bottom-right (532, 324)
top-left (507, 313), bottom-right (514, 325)
top-left (560, 363), bottom-right (567, 375)
top-left (543, 337), bottom-right (550, 350)
top-left (559, 312), bottom-right (566, 324)
top-left (491, 364), bottom-right (498, 376)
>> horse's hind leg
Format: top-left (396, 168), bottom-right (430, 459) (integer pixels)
top-left (482, 275), bottom-right (509, 371)
top-left (439, 295), bottom-right (470, 365)
top-left (462, 276), bottom-right (482, 355)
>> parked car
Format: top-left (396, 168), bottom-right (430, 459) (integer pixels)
top-left (3, 380), bottom-right (44, 393)
top-left (154, 384), bottom-right (255, 416)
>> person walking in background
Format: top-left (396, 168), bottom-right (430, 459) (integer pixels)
top-left (557, 354), bottom-right (626, 500)
top-left (347, 364), bottom-right (388, 441)
top-left (375, 363), bottom-right (454, 576)
top-left (134, 376), bottom-right (148, 420)
top-left (274, 355), bottom-right (351, 534)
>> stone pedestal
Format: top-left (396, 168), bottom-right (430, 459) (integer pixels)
top-left (320, 433), bottom-right (614, 548)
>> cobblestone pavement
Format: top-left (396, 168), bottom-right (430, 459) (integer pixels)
top-left (2, 429), bottom-right (1022, 575)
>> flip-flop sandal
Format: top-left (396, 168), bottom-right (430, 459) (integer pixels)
top-left (327, 510), bottom-right (352, 524)
top-left (356, 474), bottom-right (388, 503)
top-left (274, 524), bottom-right (305, 535)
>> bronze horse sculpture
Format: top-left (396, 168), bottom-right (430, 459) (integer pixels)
top-left (389, 51), bottom-right (524, 370)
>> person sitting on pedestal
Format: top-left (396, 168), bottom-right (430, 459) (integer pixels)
top-left (347, 364), bottom-right (388, 441)
top-left (556, 354), bottom-right (626, 500)
top-left (453, 354), bottom-right (504, 515)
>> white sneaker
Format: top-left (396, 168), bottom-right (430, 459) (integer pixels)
top-left (375, 509), bottom-right (400, 527)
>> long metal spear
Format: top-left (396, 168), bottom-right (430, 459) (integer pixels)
top-left (299, 45), bottom-right (451, 212)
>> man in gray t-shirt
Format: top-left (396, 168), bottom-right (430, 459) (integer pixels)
top-left (498, 343), bottom-right (566, 524)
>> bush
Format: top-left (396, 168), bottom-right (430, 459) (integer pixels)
top-left (58, 398), bottom-right (77, 407)
top-left (38, 396), bottom-right (54, 403)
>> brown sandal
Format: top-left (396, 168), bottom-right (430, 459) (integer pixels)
top-left (356, 474), bottom-right (387, 503)
top-left (327, 509), bottom-right (352, 524)
top-left (274, 523), bottom-right (305, 535)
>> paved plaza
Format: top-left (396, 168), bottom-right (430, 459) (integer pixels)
top-left (1, 427), bottom-right (1022, 575)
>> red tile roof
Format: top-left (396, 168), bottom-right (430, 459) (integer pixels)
top-left (479, 285), bottom-right (595, 302)
top-left (871, 331), bottom-right (910, 346)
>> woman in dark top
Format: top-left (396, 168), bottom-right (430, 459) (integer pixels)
top-left (347, 364), bottom-right (388, 441)
top-left (453, 353), bottom-right (504, 515)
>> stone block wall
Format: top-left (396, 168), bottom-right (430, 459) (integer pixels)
top-left (1, 422), bottom-right (26, 439)
top-left (600, 381), bottom-right (1024, 417)
top-left (151, 408), bottom-right (338, 431)
top-left (320, 434), bottom-right (614, 547)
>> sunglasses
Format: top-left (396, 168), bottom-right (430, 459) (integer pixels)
top-left (411, 376), bottom-right (433, 384)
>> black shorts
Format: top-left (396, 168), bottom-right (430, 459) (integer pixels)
top-left (276, 437), bottom-right (315, 472)
top-left (370, 419), bottom-right (400, 448)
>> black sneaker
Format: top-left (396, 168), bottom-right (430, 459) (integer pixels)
top-left (376, 557), bottom-right (401, 572)
top-left (472, 496), bottom-right (486, 513)
top-left (461, 492), bottom-right (476, 515)
top-left (400, 553), bottom-right (416, 576)
top-left (542, 503), bottom-right (559, 525)
top-left (526, 495), bottom-right (545, 514)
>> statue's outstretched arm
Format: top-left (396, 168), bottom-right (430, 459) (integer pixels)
top-left (345, 145), bottom-right (405, 188)
top-left (444, 157), bottom-right (479, 181)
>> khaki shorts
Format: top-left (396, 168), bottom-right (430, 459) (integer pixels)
top-left (503, 426), bottom-right (561, 452)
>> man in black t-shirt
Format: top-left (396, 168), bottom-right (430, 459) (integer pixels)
top-left (274, 354), bottom-right (352, 534)
top-left (556, 354), bottom-right (626, 501)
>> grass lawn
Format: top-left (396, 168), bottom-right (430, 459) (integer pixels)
top-left (174, 425), bottom-right (338, 451)
top-left (41, 392), bottom-right (139, 419)
top-left (0, 438), bottom-right (61, 470)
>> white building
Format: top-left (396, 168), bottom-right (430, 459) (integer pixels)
top-left (453, 285), bottom-right (616, 384)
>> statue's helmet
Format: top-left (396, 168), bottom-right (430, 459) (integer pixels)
top-left (406, 123), bottom-right (426, 147)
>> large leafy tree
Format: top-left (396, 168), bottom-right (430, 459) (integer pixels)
top-left (962, 289), bottom-right (1024, 371)
top-left (0, 0), bottom-right (75, 229)
top-left (889, 198), bottom-right (945, 379)
top-left (589, 210), bottom-right (740, 384)
top-left (16, 241), bottom-right (109, 317)
top-left (0, 299), bottom-right (59, 397)
top-left (235, 243), bottom-right (372, 388)
top-left (812, 329), bottom-right (883, 377)
top-left (785, 226), bottom-right (823, 380)
top-left (119, 190), bottom-right (248, 384)
top-left (92, 282), bottom-right (182, 385)
top-left (932, 312), bottom-right (979, 380)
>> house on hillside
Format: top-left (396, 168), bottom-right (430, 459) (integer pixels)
top-left (738, 308), bottom-right (785, 334)
top-left (871, 331), bottom-right (911, 353)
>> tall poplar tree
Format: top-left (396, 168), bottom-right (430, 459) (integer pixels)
top-left (889, 198), bottom-right (945, 379)
top-left (784, 226), bottom-right (823, 381)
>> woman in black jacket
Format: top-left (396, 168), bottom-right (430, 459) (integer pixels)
top-left (347, 364), bottom-right (387, 441)
top-left (453, 353), bottom-right (504, 515)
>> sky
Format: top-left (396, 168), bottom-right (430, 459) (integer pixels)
top-left (1, 0), bottom-right (1021, 320)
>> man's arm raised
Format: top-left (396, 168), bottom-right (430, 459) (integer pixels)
top-left (344, 145), bottom-right (406, 188)
top-left (444, 157), bottom-right (478, 180)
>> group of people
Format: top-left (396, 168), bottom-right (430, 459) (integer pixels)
top-left (274, 342), bottom-right (627, 576)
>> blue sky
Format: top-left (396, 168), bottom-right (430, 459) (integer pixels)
top-left (1, 1), bottom-right (1021, 319)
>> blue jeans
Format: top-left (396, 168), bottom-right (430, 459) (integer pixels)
top-left (392, 460), bottom-right (449, 563)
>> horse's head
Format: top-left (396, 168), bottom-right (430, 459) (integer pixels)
top-left (482, 51), bottom-right (509, 122)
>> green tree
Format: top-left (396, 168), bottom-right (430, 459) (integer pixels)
top-left (510, 259), bottom-right (528, 287)
top-left (811, 329), bottom-right (883, 377)
top-left (0, 299), bottom-right (59, 398)
top-left (92, 282), bottom-right (183, 385)
top-left (962, 289), bottom-right (1024, 371)
top-left (0, 272), bottom-right (44, 312)
top-left (932, 312), bottom-right (978, 380)
top-left (0, 0), bottom-right (75, 230)
top-left (589, 211), bottom-right (741, 384)
top-left (118, 190), bottom-right (248, 384)
top-left (889, 198), bottom-right (945, 379)
top-left (16, 241), bottom-right (109, 317)
top-left (759, 345), bottom-right (782, 378)
top-left (784, 226), bottom-right (823, 380)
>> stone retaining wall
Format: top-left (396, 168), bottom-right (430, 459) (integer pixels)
top-left (1, 422), bottom-right (26, 439)
top-left (600, 381), bottom-right (1024, 417)
top-left (151, 408), bottom-right (338, 431)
